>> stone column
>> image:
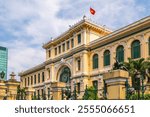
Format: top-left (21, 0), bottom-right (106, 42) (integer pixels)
top-left (51, 82), bottom-right (66, 100)
top-left (51, 64), bottom-right (55, 82)
top-left (83, 29), bottom-right (87, 44)
top-left (25, 87), bottom-right (35, 100)
top-left (82, 51), bottom-right (89, 75)
top-left (0, 80), bottom-right (7, 100)
top-left (103, 70), bottom-right (129, 99)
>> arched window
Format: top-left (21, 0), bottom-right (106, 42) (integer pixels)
top-left (104, 50), bottom-right (110, 66)
top-left (60, 67), bottom-right (71, 83)
top-left (131, 40), bottom-right (141, 59)
top-left (93, 54), bottom-right (98, 69)
top-left (116, 45), bottom-right (124, 62)
top-left (149, 38), bottom-right (150, 55)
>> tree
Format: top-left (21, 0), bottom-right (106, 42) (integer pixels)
top-left (32, 95), bottom-right (38, 100)
top-left (16, 86), bottom-right (26, 100)
top-left (82, 86), bottom-right (98, 100)
top-left (129, 94), bottom-right (150, 100)
top-left (123, 58), bottom-right (150, 89)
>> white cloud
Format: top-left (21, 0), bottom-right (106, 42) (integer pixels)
top-left (0, 0), bottom-right (149, 80)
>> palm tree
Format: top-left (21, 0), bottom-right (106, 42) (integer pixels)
top-left (82, 86), bottom-right (98, 100)
top-left (16, 86), bottom-right (26, 100)
top-left (123, 58), bottom-right (150, 99)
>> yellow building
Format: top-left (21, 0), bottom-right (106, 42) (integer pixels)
top-left (0, 72), bottom-right (20, 100)
top-left (19, 16), bottom-right (150, 100)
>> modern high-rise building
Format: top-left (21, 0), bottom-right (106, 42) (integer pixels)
top-left (0, 46), bottom-right (8, 80)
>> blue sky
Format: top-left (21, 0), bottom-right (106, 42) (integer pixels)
top-left (0, 0), bottom-right (149, 80)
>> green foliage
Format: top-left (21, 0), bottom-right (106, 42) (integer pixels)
top-left (129, 94), bottom-right (150, 100)
top-left (32, 95), bottom-right (39, 100)
top-left (123, 58), bottom-right (150, 77)
top-left (82, 86), bottom-right (98, 100)
top-left (16, 86), bottom-right (26, 100)
top-left (123, 58), bottom-right (150, 89)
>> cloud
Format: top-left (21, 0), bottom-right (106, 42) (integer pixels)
top-left (0, 0), bottom-right (149, 80)
top-left (57, 0), bottom-right (149, 29)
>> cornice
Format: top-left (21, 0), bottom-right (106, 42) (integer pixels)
top-left (19, 63), bottom-right (45, 76)
top-left (42, 18), bottom-right (112, 49)
top-left (45, 44), bottom-right (89, 65)
top-left (89, 16), bottom-right (150, 50)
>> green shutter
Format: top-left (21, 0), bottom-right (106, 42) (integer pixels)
top-left (104, 50), bottom-right (110, 66)
top-left (116, 46), bottom-right (124, 62)
top-left (131, 40), bottom-right (140, 59)
top-left (78, 34), bottom-right (81, 44)
top-left (93, 54), bottom-right (98, 69)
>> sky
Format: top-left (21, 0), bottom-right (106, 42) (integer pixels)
top-left (0, 0), bottom-right (149, 80)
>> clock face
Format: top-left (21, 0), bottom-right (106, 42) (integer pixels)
top-left (60, 67), bottom-right (71, 83)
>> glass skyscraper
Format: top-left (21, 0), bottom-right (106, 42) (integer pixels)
top-left (0, 46), bottom-right (8, 80)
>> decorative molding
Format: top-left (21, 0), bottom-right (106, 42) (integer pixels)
top-left (66, 58), bottom-right (73, 65)
top-left (105, 78), bottom-right (126, 84)
top-left (60, 58), bottom-right (65, 64)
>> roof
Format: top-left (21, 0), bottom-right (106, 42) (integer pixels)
top-left (18, 63), bottom-right (45, 76)
top-left (89, 15), bottom-right (150, 49)
top-left (43, 16), bottom-right (112, 49)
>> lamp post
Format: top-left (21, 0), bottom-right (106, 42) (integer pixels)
top-left (66, 86), bottom-right (71, 100)
top-left (125, 79), bottom-right (129, 99)
top-left (125, 79), bottom-right (133, 100)
top-left (61, 88), bottom-right (64, 100)
top-left (141, 77), bottom-right (144, 100)
top-left (61, 86), bottom-right (71, 100)
top-left (135, 72), bottom-right (141, 100)
top-left (141, 75), bottom-right (146, 100)
top-left (103, 81), bottom-right (107, 99)
top-left (73, 83), bottom-right (77, 100)
top-left (48, 88), bottom-right (50, 100)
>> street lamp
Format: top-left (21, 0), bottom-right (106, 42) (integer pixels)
top-left (103, 81), bottom-right (107, 99)
top-left (61, 86), bottom-right (71, 100)
top-left (73, 83), bottom-right (77, 100)
top-left (48, 87), bottom-right (50, 100)
top-left (141, 75), bottom-right (147, 100)
top-left (61, 88), bottom-right (65, 100)
top-left (135, 72), bottom-right (141, 100)
top-left (125, 79), bottom-right (135, 99)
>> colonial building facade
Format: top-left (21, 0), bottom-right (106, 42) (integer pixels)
top-left (19, 16), bottom-right (150, 100)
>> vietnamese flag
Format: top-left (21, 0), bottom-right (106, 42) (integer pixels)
top-left (90, 7), bottom-right (96, 15)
